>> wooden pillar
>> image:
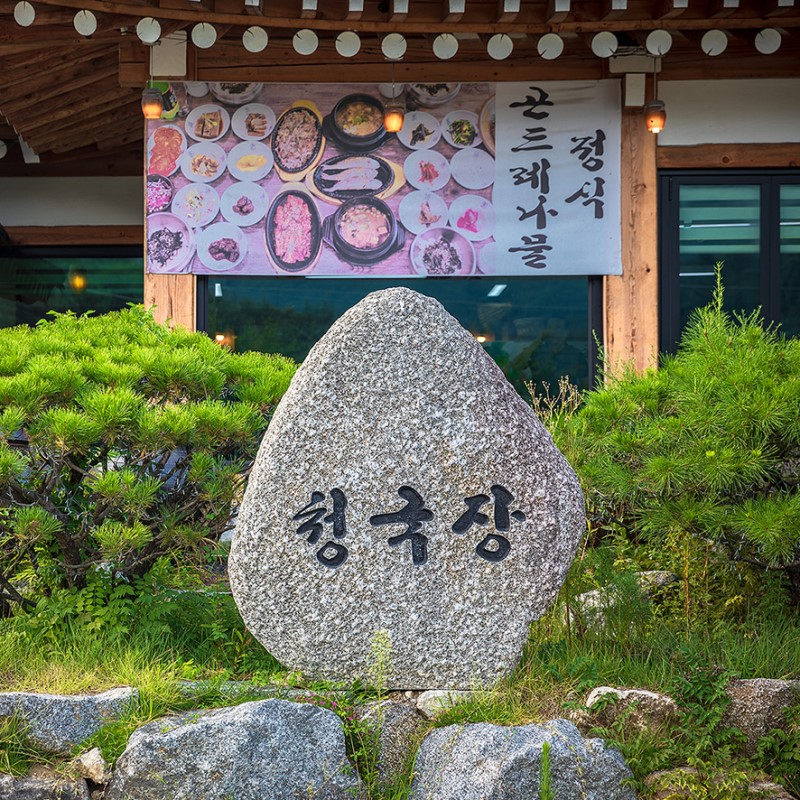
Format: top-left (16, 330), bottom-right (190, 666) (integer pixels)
top-left (603, 109), bottom-right (659, 375)
top-left (144, 273), bottom-right (196, 330)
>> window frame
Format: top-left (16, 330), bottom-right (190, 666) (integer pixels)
top-left (658, 169), bottom-right (800, 353)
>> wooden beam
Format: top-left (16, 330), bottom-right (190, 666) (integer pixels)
top-left (496, 0), bottom-right (520, 21)
top-left (144, 273), bottom-right (197, 331)
top-left (389, 0), bottom-right (409, 20)
top-left (657, 142), bottom-right (800, 169)
top-left (443, 0), bottom-right (465, 21)
top-left (300, 0), bottom-right (318, 18)
top-left (4, 226), bottom-right (142, 245)
top-left (546, 0), bottom-right (571, 22)
top-left (710, 0), bottom-right (740, 17)
top-left (766, 0), bottom-right (795, 15)
top-left (656, 0), bottom-right (688, 18)
top-left (602, 0), bottom-right (627, 20)
top-left (346, 0), bottom-right (364, 19)
top-left (603, 109), bottom-right (658, 375)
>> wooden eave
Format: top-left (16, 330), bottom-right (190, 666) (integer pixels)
top-left (0, 0), bottom-right (799, 172)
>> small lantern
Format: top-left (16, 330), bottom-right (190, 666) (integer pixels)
top-left (644, 99), bottom-right (667, 134)
top-left (383, 100), bottom-right (405, 133)
top-left (141, 85), bottom-right (164, 120)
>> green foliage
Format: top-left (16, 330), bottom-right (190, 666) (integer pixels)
top-left (755, 703), bottom-right (800, 795)
top-left (0, 306), bottom-right (296, 611)
top-left (539, 741), bottom-right (554, 800)
top-left (0, 715), bottom-right (55, 777)
top-left (547, 268), bottom-right (800, 617)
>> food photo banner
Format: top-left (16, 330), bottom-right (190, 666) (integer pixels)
top-left (145, 81), bottom-right (622, 278)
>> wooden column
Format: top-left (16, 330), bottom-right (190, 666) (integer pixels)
top-left (144, 273), bottom-right (196, 330)
top-left (603, 109), bottom-right (659, 375)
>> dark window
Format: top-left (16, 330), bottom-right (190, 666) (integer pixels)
top-left (659, 171), bottom-right (800, 351)
top-left (201, 276), bottom-right (602, 394)
top-left (0, 246), bottom-right (143, 328)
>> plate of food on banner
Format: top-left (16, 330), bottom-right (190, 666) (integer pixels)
top-left (479, 96), bottom-right (496, 156)
top-left (196, 222), bottom-right (248, 270)
top-left (231, 103), bottom-right (276, 140)
top-left (310, 154), bottom-right (395, 203)
top-left (406, 83), bottom-right (461, 108)
top-left (185, 104), bottom-right (230, 143)
top-left (146, 213), bottom-right (194, 273)
top-left (271, 101), bottom-right (326, 181)
top-left (208, 82), bottom-right (264, 105)
top-left (265, 185), bottom-right (323, 275)
top-left (180, 143), bottom-right (226, 183)
top-left (322, 93), bottom-right (393, 153)
top-left (396, 111), bottom-right (441, 150)
top-left (441, 111), bottom-right (482, 149)
top-left (403, 150), bottom-right (450, 192)
top-left (172, 183), bottom-right (220, 227)
top-left (398, 190), bottom-right (449, 235)
top-left (450, 147), bottom-right (495, 190)
top-left (228, 141), bottom-right (274, 181)
top-left (448, 195), bottom-right (495, 242)
top-left (220, 183), bottom-right (269, 227)
top-left (410, 227), bottom-right (476, 276)
top-left (147, 125), bottom-right (186, 177)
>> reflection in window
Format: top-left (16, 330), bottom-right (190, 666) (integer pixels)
top-left (0, 250), bottom-right (143, 328)
top-left (206, 277), bottom-right (592, 394)
top-left (780, 185), bottom-right (800, 338)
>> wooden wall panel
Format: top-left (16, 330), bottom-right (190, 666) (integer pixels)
top-left (603, 110), bottom-right (659, 375)
top-left (144, 273), bottom-right (196, 330)
top-left (657, 143), bottom-right (800, 169)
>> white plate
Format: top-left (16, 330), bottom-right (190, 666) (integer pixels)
top-left (196, 222), bottom-right (248, 270)
top-left (231, 103), bottom-right (276, 141)
top-left (450, 148), bottom-right (495, 190)
top-left (396, 111), bottom-right (441, 150)
top-left (404, 150), bottom-right (450, 192)
top-left (448, 195), bottom-right (495, 242)
top-left (185, 104), bottom-right (230, 142)
top-left (146, 212), bottom-right (195, 273)
top-left (477, 241), bottom-right (498, 275)
top-left (398, 190), bottom-right (448, 235)
top-left (180, 143), bottom-right (227, 183)
top-left (220, 183), bottom-right (269, 226)
top-left (441, 111), bottom-right (482, 149)
top-left (208, 82), bottom-right (263, 105)
top-left (410, 227), bottom-right (475, 276)
top-left (227, 141), bottom-right (274, 181)
top-left (172, 183), bottom-right (220, 227)
top-left (407, 83), bottom-right (461, 107)
top-left (146, 125), bottom-right (186, 177)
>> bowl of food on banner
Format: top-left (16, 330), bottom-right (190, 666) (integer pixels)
top-left (323, 93), bottom-right (390, 152)
top-left (265, 186), bottom-right (323, 275)
top-left (323, 197), bottom-right (405, 266)
top-left (410, 227), bottom-right (476, 276)
top-left (146, 174), bottom-right (174, 214)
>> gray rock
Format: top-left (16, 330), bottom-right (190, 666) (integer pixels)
top-left (409, 717), bottom-right (636, 800)
top-left (105, 698), bottom-right (361, 800)
top-left (230, 288), bottom-right (585, 689)
top-left (723, 678), bottom-right (800, 754)
top-left (0, 774), bottom-right (90, 800)
top-left (73, 747), bottom-right (112, 784)
top-left (354, 700), bottom-right (427, 786)
top-left (573, 686), bottom-right (679, 735)
top-left (416, 690), bottom-right (475, 720)
top-left (0, 688), bottom-right (137, 755)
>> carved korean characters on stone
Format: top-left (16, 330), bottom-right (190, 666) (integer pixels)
top-left (229, 287), bottom-right (585, 689)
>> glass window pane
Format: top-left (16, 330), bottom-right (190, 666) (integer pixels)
top-left (207, 277), bottom-right (590, 394)
top-left (678, 184), bottom-right (761, 330)
top-left (0, 254), bottom-right (143, 328)
top-left (780, 184), bottom-right (800, 338)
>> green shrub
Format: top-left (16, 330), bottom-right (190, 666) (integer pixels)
top-left (0, 307), bottom-right (296, 613)
top-left (548, 272), bottom-right (800, 617)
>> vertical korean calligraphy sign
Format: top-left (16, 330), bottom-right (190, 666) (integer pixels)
top-left (494, 80), bottom-right (621, 275)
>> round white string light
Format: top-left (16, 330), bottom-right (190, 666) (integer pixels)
top-left (486, 33), bottom-right (513, 60)
top-left (0, 141), bottom-right (8, 160)
top-left (293, 28), bottom-right (319, 55)
top-left (243, 25), bottom-right (268, 53)
top-left (754, 28), bottom-right (782, 54)
top-left (136, 17), bottom-right (161, 45)
top-left (73, 9), bottom-right (97, 36)
top-left (646, 30), bottom-right (672, 56)
top-left (192, 22), bottom-right (217, 49)
top-left (381, 32), bottom-right (407, 60)
top-left (432, 33), bottom-right (458, 59)
top-left (335, 31), bottom-right (361, 57)
top-left (537, 32), bottom-right (564, 60)
top-left (591, 31), bottom-right (618, 58)
top-left (701, 29), bottom-right (728, 56)
top-left (13, 1), bottom-right (35, 27)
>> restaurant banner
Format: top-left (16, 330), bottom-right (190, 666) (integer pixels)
top-left (145, 81), bottom-right (621, 278)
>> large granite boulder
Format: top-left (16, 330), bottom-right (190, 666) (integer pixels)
top-left (105, 699), bottom-right (361, 800)
top-left (409, 717), bottom-right (637, 800)
top-left (723, 678), bottom-right (800, 754)
top-left (230, 288), bottom-right (585, 689)
top-left (0, 688), bottom-right (137, 755)
top-left (0, 775), bottom-right (90, 800)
